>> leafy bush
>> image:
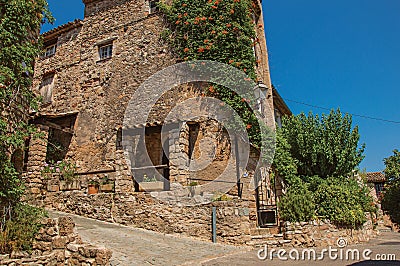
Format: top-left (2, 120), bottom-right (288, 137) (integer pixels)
top-left (381, 181), bottom-right (400, 225)
top-left (313, 177), bottom-right (376, 227)
top-left (382, 149), bottom-right (400, 224)
top-left (278, 181), bottom-right (315, 222)
top-left (0, 204), bottom-right (47, 253)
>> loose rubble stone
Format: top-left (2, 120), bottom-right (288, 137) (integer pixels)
top-left (0, 217), bottom-right (112, 266)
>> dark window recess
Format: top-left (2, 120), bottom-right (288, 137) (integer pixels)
top-left (99, 44), bottom-right (113, 60)
top-left (149, 0), bottom-right (159, 13)
top-left (11, 149), bottom-right (24, 174)
top-left (188, 123), bottom-right (200, 160)
top-left (46, 128), bottom-right (73, 163)
top-left (258, 209), bottom-right (277, 226)
top-left (116, 128), bottom-right (122, 150)
top-left (132, 125), bottom-right (170, 191)
top-left (23, 137), bottom-right (30, 172)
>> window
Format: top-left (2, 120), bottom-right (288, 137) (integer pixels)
top-left (274, 109), bottom-right (282, 128)
top-left (375, 182), bottom-right (385, 198)
top-left (46, 127), bottom-right (73, 163)
top-left (39, 74), bottom-right (55, 104)
top-left (44, 44), bottom-right (57, 57)
top-left (149, 0), bottom-right (159, 14)
top-left (99, 43), bottom-right (113, 60)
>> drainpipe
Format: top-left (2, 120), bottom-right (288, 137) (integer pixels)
top-left (212, 207), bottom-right (217, 243)
top-left (234, 136), bottom-right (242, 198)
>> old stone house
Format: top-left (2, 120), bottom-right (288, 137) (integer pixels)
top-left (366, 172), bottom-right (386, 201)
top-left (23, 0), bottom-right (292, 244)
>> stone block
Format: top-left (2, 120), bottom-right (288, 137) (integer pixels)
top-left (58, 217), bottom-right (75, 236)
top-left (52, 236), bottom-right (67, 249)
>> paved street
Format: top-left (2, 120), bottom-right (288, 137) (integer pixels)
top-left (49, 211), bottom-right (247, 265)
top-left (202, 231), bottom-right (400, 266)
top-left (49, 211), bottom-right (400, 266)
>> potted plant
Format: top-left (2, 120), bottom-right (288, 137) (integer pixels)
top-left (138, 174), bottom-right (164, 192)
top-left (188, 181), bottom-right (198, 197)
top-left (88, 180), bottom-right (100, 195)
top-left (58, 161), bottom-right (80, 190)
top-left (42, 160), bottom-right (80, 191)
top-left (100, 176), bottom-right (114, 193)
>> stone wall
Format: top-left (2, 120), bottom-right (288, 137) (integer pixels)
top-left (29, 0), bottom-right (276, 197)
top-left (250, 218), bottom-right (378, 248)
top-left (41, 191), bottom-right (378, 248)
top-left (0, 216), bottom-right (112, 266)
top-left (44, 192), bottom-right (254, 246)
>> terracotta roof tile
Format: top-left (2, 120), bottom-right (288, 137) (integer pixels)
top-left (42, 19), bottom-right (83, 39)
top-left (366, 172), bottom-right (386, 183)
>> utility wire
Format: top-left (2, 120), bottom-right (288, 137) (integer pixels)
top-left (283, 98), bottom-right (400, 125)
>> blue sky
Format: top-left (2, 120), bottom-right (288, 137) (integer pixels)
top-left (41, 0), bottom-right (400, 172)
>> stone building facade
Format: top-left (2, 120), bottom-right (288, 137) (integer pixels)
top-left (24, 0), bottom-right (293, 244)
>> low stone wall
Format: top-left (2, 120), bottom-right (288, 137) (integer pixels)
top-left (0, 216), bottom-right (112, 265)
top-left (249, 218), bottom-right (378, 248)
top-left (282, 218), bottom-right (378, 247)
top-left (43, 191), bottom-right (255, 245)
top-left (41, 191), bottom-right (378, 248)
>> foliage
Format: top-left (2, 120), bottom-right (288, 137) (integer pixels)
top-left (381, 149), bottom-right (400, 224)
top-left (278, 181), bottom-right (315, 222)
top-left (313, 177), bottom-right (376, 227)
top-left (0, 0), bottom-right (52, 253)
top-left (159, 0), bottom-right (266, 146)
top-left (89, 179), bottom-right (100, 186)
top-left (381, 184), bottom-right (400, 225)
top-left (45, 138), bottom-right (67, 163)
top-left (212, 193), bottom-right (232, 202)
top-left (142, 174), bottom-right (157, 182)
top-left (275, 110), bottom-right (374, 227)
top-left (272, 130), bottom-right (299, 185)
top-left (278, 109), bottom-right (364, 179)
top-left (0, 156), bottom-right (25, 232)
top-left (0, 204), bottom-right (47, 253)
top-left (383, 149), bottom-right (400, 183)
top-left (41, 160), bottom-right (77, 183)
top-left (0, 0), bottom-right (53, 104)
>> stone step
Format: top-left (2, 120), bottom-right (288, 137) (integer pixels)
top-left (377, 226), bottom-right (392, 232)
top-left (251, 233), bottom-right (284, 240)
top-left (250, 227), bottom-right (280, 236)
top-left (247, 239), bottom-right (292, 247)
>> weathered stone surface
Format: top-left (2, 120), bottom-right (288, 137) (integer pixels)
top-left (0, 217), bottom-right (112, 266)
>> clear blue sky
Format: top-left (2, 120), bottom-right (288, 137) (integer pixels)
top-left (41, 0), bottom-right (400, 172)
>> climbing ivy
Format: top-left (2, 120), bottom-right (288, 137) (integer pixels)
top-left (159, 0), bottom-right (264, 146)
top-left (0, 0), bottom-right (53, 252)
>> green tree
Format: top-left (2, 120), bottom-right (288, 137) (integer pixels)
top-left (383, 149), bottom-right (400, 183)
top-left (381, 149), bottom-right (400, 225)
top-left (275, 110), bottom-right (374, 227)
top-left (279, 109), bottom-right (364, 179)
top-left (0, 0), bottom-right (52, 252)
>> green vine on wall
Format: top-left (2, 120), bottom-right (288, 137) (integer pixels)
top-left (159, 0), bottom-right (264, 146)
